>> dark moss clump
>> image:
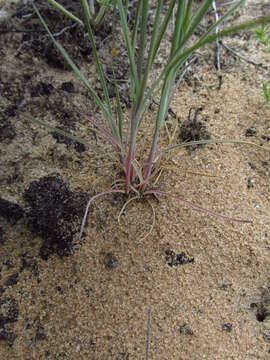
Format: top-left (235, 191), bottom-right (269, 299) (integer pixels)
top-left (23, 174), bottom-right (89, 260)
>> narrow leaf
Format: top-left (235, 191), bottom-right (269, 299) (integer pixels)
top-left (33, 3), bottom-right (121, 143)
top-left (117, 0), bottom-right (139, 95)
top-left (47, 0), bottom-right (84, 26)
top-left (80, 0), bottom-right (113, 117)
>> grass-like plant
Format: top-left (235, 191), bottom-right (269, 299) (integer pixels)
top-left (257, 24), bottom-right (270, 104)
top-left (47, 0), bottom-right (113, 27)
top-left (32, 0), bottom-right (270, 233)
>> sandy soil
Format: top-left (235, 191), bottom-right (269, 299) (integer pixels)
top-left (0, 1), bottom-right (270, 359)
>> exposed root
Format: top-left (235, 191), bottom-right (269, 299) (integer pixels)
top-left (145, 307), bottom-right (151, 360)
top-left (117, 195), bottom-right (156, 242)
top-left (111, 179), bottom-right (126, 189)
top-left (79, 189), bottom-right (125, 240)
top-left (140, 199), bottom-right (156, 242)
top-left (145, 190), bottom-right (252, 224)
top-left (162, 138), bottom-right (270, 156)
top-left (118, 196), bottom-right (140, 226)
top-left (153, 168), bottom-right (164, 186)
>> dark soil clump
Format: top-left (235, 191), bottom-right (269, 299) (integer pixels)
top-left (179, 107), bottom-right (211, 149)
top-left (0, 296), bottom-right (18, 326)
top-left (104, 252), bottom-right (118, 269)
top-left (0, 198), bottom-right (24, 225)
top-left (0, 296), bottom-right (18, 346)
top-left (165, 249), bottom-right (194, 267)
top-left (0, 227), bottom-right (4, 245)
top-left (0, 123), bottom-right (16, 142)
top-left (23, 174), bottom-right (89, 260)
top-left (0, 330), bottom-right (16, 346)
top-left (4, 273), bottom-right (19, 288)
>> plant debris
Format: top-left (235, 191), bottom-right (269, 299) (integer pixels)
top-left (165, 249), bottom-right (194, 267)
top-left (179, 107), bottom-right (211, 149)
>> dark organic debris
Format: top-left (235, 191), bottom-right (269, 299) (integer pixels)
top-left (165, 249), bottom-right (194, 267)
top-left (61, 81), bottom-right (74, 93)
top-left (222, 323), bottom-right (232, 332)
top-left (0, 300), bottom-right (18, 328)
top-left (262, 135), bottom-right (270, 142)
top-left (2, 257), bottom-right (13, 269)
top-left (0, 330), bottom-right (16, 346)
top-left (245, 126), bottom-right (257, 137)
top-left (0, 198), bottom-right (24, 225)
top-left (0, 123), bottom-right (16, 142)
top-left (0, 297), bottom-right (19, 327)
top-left (179, 107), bottom-right (211, 149)
top-left (247, 177), bottom-right (255, 189)
top-left (20, 254), bottom-right (39, 277)
top-left (116, 352), bottom-right (130, 360)
top-left (31, 82), bottom-right (54, 97)
top-left (4, 273), bottom-right (19, 288)
top-left (23, 174), bottom-right (89, 260)
top-left (250, 285), bottom-right (270, 323)
top-left (247, 161), bottom-right (256, 170)
top-left (84, 287), bottom-right (91, 298)
top-left (253, 303), bottom-right (269, 322)
top-left (104, 252), bottom-right (118, 269)
top-left (178, 323), bottom-right (193, 336)
top-left (44, 42), bottom-right (67, 70)
top-left (35, 324), bottom-right (46, 341)
top-left (52, 132), bottom-right (86, 153)
top-left (0, 226), bottom-right (4, 245)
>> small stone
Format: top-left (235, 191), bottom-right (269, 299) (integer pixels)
top-left (247, 177), bottom-right (254, 188)
top-left (84, 287), bottom-right (91, 298)
top-left (247, 161), bottom-right (256, 170)
top-left (245, 126), bottom-right (257, 137)
top-left (165, 249), bottom-right (194, 267)
top-left (222, 323), bottom-right (232, 332)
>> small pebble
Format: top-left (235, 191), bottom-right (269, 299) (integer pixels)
top-left (245, 126), bottom-right (257, 137)
top-left (247, 177), bottom-right (254, 188)
top-left (222, 323), bottom-right (232, 332)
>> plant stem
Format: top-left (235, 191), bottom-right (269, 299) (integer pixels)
top-left (125, 138), bottom-right (136, 193)
top-left (142, 128), bottom-right (159, 189)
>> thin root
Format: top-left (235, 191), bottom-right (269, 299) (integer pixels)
top-left (140, 199), bottom-right (156, 242)
top-left (79, 189), bottom-right (125, 240)
top-left (118, 196), bottom-right (140, 226)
